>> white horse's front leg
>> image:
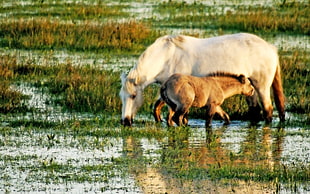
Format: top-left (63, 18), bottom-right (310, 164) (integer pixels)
top-left (246, 92), bottom-right (262, 123)
top-left (256, 88), bottom-right (273, 123)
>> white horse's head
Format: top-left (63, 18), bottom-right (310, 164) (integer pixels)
top-left (119, 35), bottom-right (179, 126)
top-left (119, 71), bottom-right (145, 126)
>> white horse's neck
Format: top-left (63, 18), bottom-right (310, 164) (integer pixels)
top-left (130, 38), bottom-right (176, 88)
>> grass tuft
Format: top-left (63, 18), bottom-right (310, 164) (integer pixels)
top-left (0, 19), bottom-right (157, 52)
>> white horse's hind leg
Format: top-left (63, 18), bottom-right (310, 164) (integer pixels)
top-left (257, 88), bottom-right (273, 123)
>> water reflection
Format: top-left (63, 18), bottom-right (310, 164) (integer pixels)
top-left (122, 121), bottom-right (309, 193)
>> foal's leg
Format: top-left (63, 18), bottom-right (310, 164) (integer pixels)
top-left (182, 112), bottom-right (189, 126)
top-left (172, 106), bottom-right (188, 126)
top-left (153, 98), bottom-right (165, 122)
top-left (215, 106), bottom-right (230, 125)
top-left (205, 104), bottom-right (216, 128)
top-left (167, 108), bottom-right (175, 127)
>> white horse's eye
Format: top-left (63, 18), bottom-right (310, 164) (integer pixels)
top-left (130, 94), bottom-right (136, 99)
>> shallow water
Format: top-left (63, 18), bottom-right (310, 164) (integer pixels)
top-left (1, 83), bottom-right (309, 193)
top-left (1, 84), bottom-right (310, 193)
top-left (1, 117), bottom-right (309, 193)
top-left (1, 39), bottom-right (309, 194)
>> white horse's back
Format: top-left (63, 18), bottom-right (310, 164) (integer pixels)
top-left (168, 33), bottom-right (278, 77)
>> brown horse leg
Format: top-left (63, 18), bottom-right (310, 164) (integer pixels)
top-left (167, 108), bottom-right (175, 127)
top-left (205, 104), bottom-right (216, 128)
top-left (153, 98), bottom-right (165, 122)
top-left (172, 112), bottom-right (181, 126)
top-left (172, 107), bottom-right (187, 126)
top-left (182, 112), bottom-right (189, 126)
top-left (215, 106), bottom-right (230, 125)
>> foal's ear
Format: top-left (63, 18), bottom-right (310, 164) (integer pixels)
top-left (238, 74), bottom-right (246, 84)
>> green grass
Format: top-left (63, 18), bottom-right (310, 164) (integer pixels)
top-left (1, 2), bottom-right (129, 19)
top-left (0, 48), bottom-right (309, 123)
top-left (153, 1), bottom-right (309, 35)
top-left (0, 19), bottom-right (158, 52)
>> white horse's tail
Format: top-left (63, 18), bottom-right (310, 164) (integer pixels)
top-left (272, 63), bottom-right (285, 121)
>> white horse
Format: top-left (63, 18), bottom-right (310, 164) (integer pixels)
top-left (120, 33), bottom-right (285, 126)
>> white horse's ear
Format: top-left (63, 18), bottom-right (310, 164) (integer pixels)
top-left (120, 73), bottom-right (127, 84)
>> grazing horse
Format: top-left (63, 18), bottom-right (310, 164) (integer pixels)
top-left (120, 33), bottom-right (285, 126)
top-left (160, 72), bottom-right (255, 127)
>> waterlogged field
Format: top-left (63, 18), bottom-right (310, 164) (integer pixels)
top-left (0, 0), bottom-right (309, 193)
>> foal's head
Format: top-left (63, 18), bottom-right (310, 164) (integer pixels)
top-left (237, 74), bottom-right (255, 96)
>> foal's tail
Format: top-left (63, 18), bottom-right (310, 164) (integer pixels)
top-left (272, 63), bottom-right (285, 122)
top-left (160, 84), bottom-right (177, 111)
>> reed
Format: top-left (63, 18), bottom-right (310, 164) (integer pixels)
top-left (1, 2), bottom-right (128, 19)
top-left (1, 48), bottom-right (309, 122)
top-left (154, 1), bottom-right (309, 35)
top-left (280, 50), bottom-right (310, 121)
top-left (43, 63), bottom-right (121, 113)
top-left (217, 5), bottom-right (309, 35)
top-left (0, 55), bottom-right (28, 113)
top-left (0, 19), bottom-right (157, 52)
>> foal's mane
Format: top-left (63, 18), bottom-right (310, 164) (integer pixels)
top-left (205, 72), bottom-right (245, 83)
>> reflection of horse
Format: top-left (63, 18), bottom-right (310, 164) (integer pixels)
top-left (160, 73), bottom-right (255, 127)
top-left (120, 33), bottom-right (285, 126)
top-left (123, 126), bottom-right (284, 193)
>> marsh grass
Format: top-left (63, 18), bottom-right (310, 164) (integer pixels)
top-left (43, 63), bottom-right (120, 112)
top-left (281, 50), bottom-right (310, 113)
top-left (0, 55), bottom-right (29, 113)
top-left (154, 1), bottom-right (309, 35)
top-left (2, 2), bottom-right (129, 19)
top-left (0, 19), bottom-right (157, 52)
top-left (1, 47), bottom-right (309, 122)
top-left (172, 163), bottom-right (310, 183)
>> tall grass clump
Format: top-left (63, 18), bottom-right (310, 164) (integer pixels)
top-left (45, 63), bottom-right (121, 113)
top-left (280, 50), bottom-right (310, 122)
top-left (0, 19), bottom-right (157, 52)
top-left (154, 1), bottom-right (309, 35)
top-left (0, 55), bottom-right (27, 113)
top-left (217, 4), bottom-right (309, 35)
top-left (1, 2), bottom-right (128, 19)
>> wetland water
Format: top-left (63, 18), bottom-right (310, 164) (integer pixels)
top-left (0, 0), bottom-right (309, 193)
top-left (1, 75), bottom-right (309, 193)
